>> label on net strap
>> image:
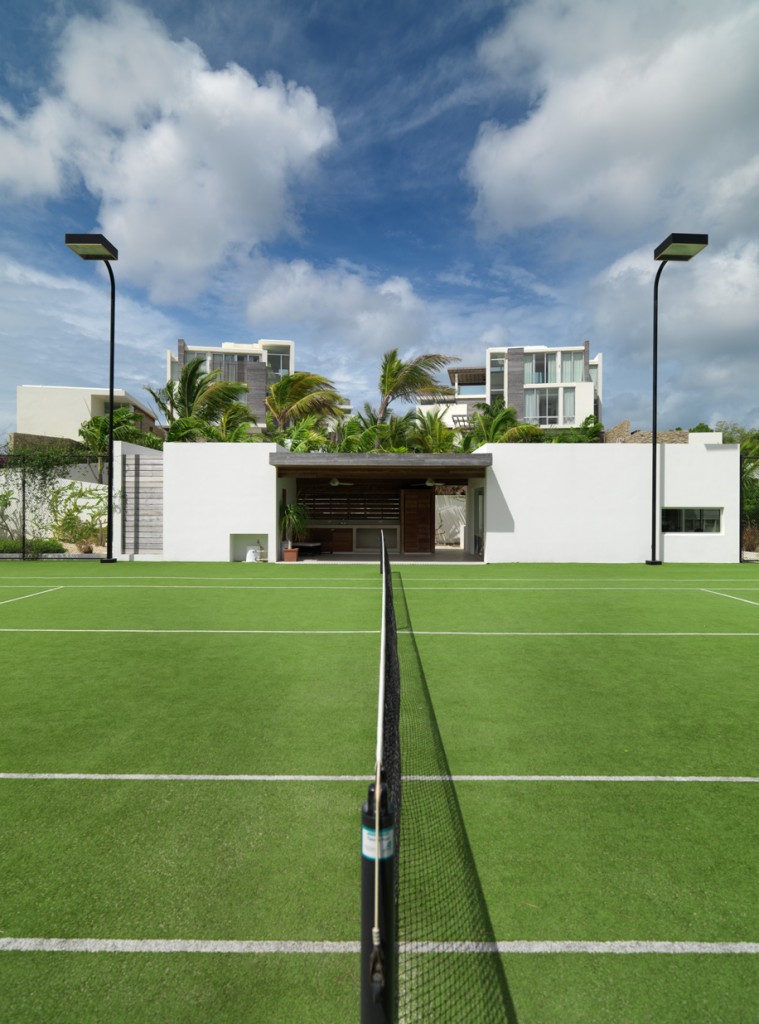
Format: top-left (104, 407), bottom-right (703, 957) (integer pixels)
top-left (362, 825), bottom-right (395, 860)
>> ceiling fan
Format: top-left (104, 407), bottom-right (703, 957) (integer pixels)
top-left (329, 478), bottom-right (355, 487)
top-left (425, 478), bottom-right (445, 487)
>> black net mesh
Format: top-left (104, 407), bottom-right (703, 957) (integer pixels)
top-left (393, 571), bottom-right (518, 1024)
top-left (381, 540), bottom-right (402, 901)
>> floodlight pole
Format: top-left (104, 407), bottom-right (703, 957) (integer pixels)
top-left (103, 259), bottom-right (116, 562)
top-left (64, 233), bottom-right (119, 562)
top-left (646, 233), bottom-right (708, 566)
top-left (647, 260), bottom-right (666, 565)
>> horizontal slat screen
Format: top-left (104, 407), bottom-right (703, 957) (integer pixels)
top-left (298, 486), bottom-right (400, 521)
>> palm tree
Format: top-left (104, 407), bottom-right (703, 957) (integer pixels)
top-left (459, 400), bottom-right (519, 449)
top-left (264, 372), bottom-right (345, 433)
top-left (269, 414), bottom-right (330, 452)
top-left (408, 410), bottom-right (457, 453)
top-left (376, 348), bottom-right (457, 424)
top-left (79, 408), bottom-right (162, 482)
top-left (502, 423), bottom-right (544, 443)
top-left (199, 403), bottom-right (257, 442)
top-left (146, 357), bottom-right (249, 426)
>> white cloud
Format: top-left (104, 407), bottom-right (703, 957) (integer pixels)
top-left (243, 256), bottom-right (595, 410)
top-left (589, 239), bottom-right (759, 429)
top-left (468, 1), bottom-right (759, 237)
top-left (245, 259), bottom-right (434, 404)
top-left (0, 254), bottom-right (179, 438)
top-left (0, 2), bottom-right (337, 300)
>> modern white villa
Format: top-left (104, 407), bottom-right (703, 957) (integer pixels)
top-left (16, 385), bottom-right (160, 443)
top-left (168, 338), bottom-right (295, 426)
top-left (419, 342), bottom-right (602, 430)
top-left (109, 431), bottom-right (741, 564)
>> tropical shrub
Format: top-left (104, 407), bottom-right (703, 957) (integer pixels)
top-left (47, 482), bottom-right (108, 546)
top-left (0, 538), bottom-right (65, 555)
top-left (742, 524), bottom-right (759, 552)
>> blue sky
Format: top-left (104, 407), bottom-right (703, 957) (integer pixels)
top-left (1, 0), bottom-right (758, 439)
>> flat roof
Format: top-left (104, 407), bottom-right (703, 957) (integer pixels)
top-left (270, 451), bottom-right (491, 482)
top-left (448, 367), bottom-right (486, 385)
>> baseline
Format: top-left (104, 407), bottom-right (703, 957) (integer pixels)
top-left (0, 627), bottom-right (379, 635)
top-left (410, 629), bottom-right (759, 637)
top-left (1, 937), bottom-right (757, 955)
top-left (2, 773), bottom-right (756, 783)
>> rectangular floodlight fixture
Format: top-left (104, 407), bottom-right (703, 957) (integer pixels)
top-left (654, 233), bottom-right (708, 262)
top-left (65, 233), bottom-right (118, 260)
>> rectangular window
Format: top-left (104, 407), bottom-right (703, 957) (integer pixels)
top-left (489, 354), bottom-right (505, 404)
top-left (662, 508), bottom-right (722, 533)
top-left (524, 388), bottom-right (559, 425)
top-left (562, 387), bottom-right (575, 425)
top-left (561, 351), bottom-right (584, 382)
top-left (524, 352), bottom-right (557, 385)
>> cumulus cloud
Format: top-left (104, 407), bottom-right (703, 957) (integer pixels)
top-left (243, 256), bottom-right (595, 410)
top-left (0, 2), bottom-right (337, 300)
top-left (588, 240), bottom-right (759, 429)
top-left (0, 254), bottom-right (180, 436)
top-left (245, 259), bottom-right (434, 403)
top-left (468, 0), bottom-right (759, 237)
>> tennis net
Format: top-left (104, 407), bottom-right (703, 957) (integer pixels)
top-left (360, 532), bottom-right (401, 1021)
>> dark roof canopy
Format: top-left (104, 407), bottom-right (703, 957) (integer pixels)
top-left (447, 366), bottom-right (486, 385)
top-left (270, 451), bottom-right (491, 482)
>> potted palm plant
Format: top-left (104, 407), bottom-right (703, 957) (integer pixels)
top-left (280, 500), bottom-right (309, 561)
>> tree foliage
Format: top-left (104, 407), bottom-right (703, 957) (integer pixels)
top-left (376, 348), bottom-right (457, 423)
top-left (146, 357), bottom-right (250, 429)
top-left (264, 372), bottom-right (344, 433)
top-left (78, 407), bottom-right (162, 481)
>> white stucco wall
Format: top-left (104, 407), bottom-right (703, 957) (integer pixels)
top-left (659, 443), bottom-right (740, 562)
top-left (479, 442), bottom-right (740, 563)
top-left (163, 443), bottom-right (280, 561)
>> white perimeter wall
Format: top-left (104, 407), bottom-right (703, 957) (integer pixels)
top-left (480, 442), bottom-right (740, 563)
top-left (163, 443), bottom-right (279, 561)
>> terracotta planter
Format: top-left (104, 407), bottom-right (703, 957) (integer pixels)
top-left (282, 547), bottom-right (299, 562)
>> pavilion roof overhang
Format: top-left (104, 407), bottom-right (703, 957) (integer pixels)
top-left (448, 366), bottom-right (486, 386)
top-left (269, 451), bottom-right (491, 483)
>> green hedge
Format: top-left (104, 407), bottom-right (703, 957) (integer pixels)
top-left (0, 538), bottom-right (66, 555)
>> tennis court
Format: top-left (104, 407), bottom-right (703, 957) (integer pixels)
top-left (1, 560), bottom-right (758, 1022)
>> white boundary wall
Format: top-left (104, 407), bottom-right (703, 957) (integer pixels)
top-left (163, 443), bottom-right (279, 562)
top-left (152, 439), bottom-right (738, 563)
top-left (480, 441), bottom-right (740, 563)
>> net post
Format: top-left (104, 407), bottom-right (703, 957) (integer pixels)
top-left (360, 779), bottom-right (397, 1023)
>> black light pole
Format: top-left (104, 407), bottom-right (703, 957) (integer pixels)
top-left (65, 233), bottom-right (119, 562)
top-left (646, 233), bottom-right (708, 565)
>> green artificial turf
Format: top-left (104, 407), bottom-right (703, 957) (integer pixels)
top-left (0, 952), bottom-right (359, 1024)
top-left (0, 632), bottom-right (377, 774)
top-left (1, 780), bottom-right (361, 940)
top-left (414, 634), bottom-right (759, 775)
top-left (1, 560), bottom-right (757, 1024)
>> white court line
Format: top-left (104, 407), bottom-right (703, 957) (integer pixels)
top-left (0, 937), bottom-right (757, 955)
top-left (1, 574), bottom-right (756, 583)
top-left (0, 586), bottom-right (62, 607)
top-left (4, 583), bottom-right (757, 592)
top-left (2, 628), bottom-right (758, 638)
top-left (0, 772), bottom-right (372, 781)
top-left (407, 775), bottom-right (759, 783)
top-left (411, 630), bottom-right (759, 637)
top-left (403, 586), bottom-right (759, 592)
top-left (2, 773), bottom-right (756, 783)
top-left (702, 589), bottom-right (759, 608)
top-left (403, 941), bottom-right (759, 955)
top-left (0, 584), bottom-right (380, 591)
top-left (0, 628), bottom-right (378, 635)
